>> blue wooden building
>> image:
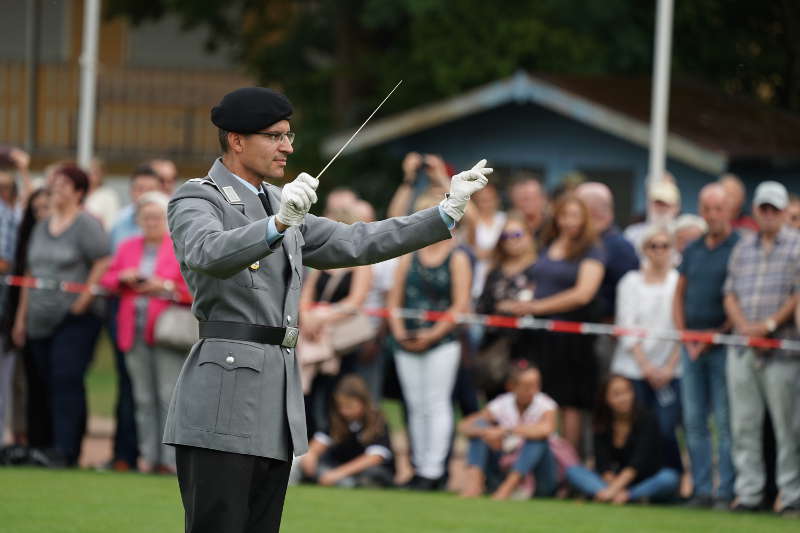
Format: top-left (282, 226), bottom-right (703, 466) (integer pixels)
top-left (322, 71), bottom-right (800, 222)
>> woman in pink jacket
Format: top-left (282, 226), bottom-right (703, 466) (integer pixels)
top-left (101, 191), bottom-right (190, 474)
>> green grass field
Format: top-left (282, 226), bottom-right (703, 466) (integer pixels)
top-left (0, 468), bottom-right (793, 533)
top-left (86, 332), bottom-right (117, 419)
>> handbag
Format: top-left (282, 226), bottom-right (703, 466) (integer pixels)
top-left (330, 312), bottom-right (377, 354)
top-left (154, 305), bottom-right (199, 352)
top-left (317, 270), bottom-right (377, 355)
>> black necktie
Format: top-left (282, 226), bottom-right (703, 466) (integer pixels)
top-left (258, 190), bottom-right (273, 217)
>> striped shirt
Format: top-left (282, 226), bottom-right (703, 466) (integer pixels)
top-left (724, 226), bottom-right (800, 350)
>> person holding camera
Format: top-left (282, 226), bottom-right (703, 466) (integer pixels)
top-left (101, 191), bottom-right (190, 474)
top-left (387, 152), bottom-right (453, 218)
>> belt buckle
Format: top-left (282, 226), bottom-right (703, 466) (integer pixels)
top-left (281, 326), bottom-right (299, 348)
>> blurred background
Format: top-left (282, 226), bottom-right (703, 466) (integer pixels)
top-left (1, 0), bottom-right (798, 215)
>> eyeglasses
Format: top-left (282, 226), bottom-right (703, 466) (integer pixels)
top-left (500, 230), bottom-right (525, 241)
top-left (645, 242), bottom-right (671, 250)
top-left (254, 131), bottom-right (295, 144)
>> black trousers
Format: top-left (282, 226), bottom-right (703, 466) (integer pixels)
top-left (175, 445), bottom-right (291, 533)
top-left (27, 313), bottom-right (102, 465)
top-left (107, 298), bottom-right (139, 466)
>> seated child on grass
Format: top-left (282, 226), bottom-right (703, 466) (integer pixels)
top-left (298, 374), bottom-right (394, 488)
top-left (458, 363), bottom-right (558, 500)
top-left (566, 375), bottom-right (680, 504)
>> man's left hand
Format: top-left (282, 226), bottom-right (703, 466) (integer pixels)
top-left (440, 159), bottom-right (492, 222)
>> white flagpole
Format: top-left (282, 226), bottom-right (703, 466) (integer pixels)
top-left (647, 0), bottom-right (674, 206)
top-left (77, 0), bottom-right (101, 169)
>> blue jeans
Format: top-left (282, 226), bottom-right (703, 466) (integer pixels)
top-left (467, 436), bottom-right (556, 496)
top-left (567, 465), bottom-right (680, 501)
top-left (680, 345), bottom-right (734, 500)
top-left (28, 313), bottom-right (102, 465)
top-left (632, 379), bottom-right (683, 472)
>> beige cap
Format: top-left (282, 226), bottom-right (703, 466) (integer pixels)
top-left (649, 180), bottom-right (680, 206)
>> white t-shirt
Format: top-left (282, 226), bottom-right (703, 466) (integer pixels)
top-left (85, 186), bottom-right (121, 232)
top-left (363, 257), bottom-right (398, 327)
top-left (472, 211), bottom-right (507, 298)
top-left (487, 391), bottom-right (557, 429)
top-left (611, 269), bottom-right (681, 379)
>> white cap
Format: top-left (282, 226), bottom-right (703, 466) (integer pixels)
top-left (649, 180), bottom-right (680, 206)
top-left (753, 181), bottom-right (788, 210)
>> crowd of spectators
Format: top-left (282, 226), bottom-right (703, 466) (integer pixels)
top-left (291, 153), bottom-right (800, 518)
top-left (0, 150), bottom-right (189, 474)
top-left (0, 147), bottom-right (798, 519)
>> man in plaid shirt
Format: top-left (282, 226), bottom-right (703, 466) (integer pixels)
top-left (723, 180), bottom-right (800, 516)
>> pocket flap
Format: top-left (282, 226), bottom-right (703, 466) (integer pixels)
top-left (197, 339), bottom-right (264, 372)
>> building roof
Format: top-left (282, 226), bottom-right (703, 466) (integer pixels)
top-left (321, 71), bottom-right (800, 174)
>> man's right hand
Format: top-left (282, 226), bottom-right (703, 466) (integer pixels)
top-left (277, 172), bottom-right (319, 230)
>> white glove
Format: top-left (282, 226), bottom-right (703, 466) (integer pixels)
top-left (277, 172), bottom-right (319, 227)
top-left (439, 159), bottom-right (492, 222)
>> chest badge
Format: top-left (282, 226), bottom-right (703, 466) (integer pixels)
top-left (249, 261), bottom-right (260, 271)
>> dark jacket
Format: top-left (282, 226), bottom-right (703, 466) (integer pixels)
top-left (594, 410), bottom-right (662, 483)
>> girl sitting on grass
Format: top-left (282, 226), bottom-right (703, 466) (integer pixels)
top-left (459, 363), bottom-right (558, 500)
top-left (299, 374), bottom-right (395, 488)
top-left (566, 375), bottom-right (680, 504)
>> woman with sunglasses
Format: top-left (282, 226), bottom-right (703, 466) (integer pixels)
top-left (475, 213), bottom-right (537, 398)
top-left (610, 225), bottom-right (683, 473)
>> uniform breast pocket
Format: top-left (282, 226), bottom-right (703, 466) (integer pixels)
top-left (184, 339), bottom-right (264, 437)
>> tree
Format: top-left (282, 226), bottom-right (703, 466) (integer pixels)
top-left (106, 0), bottom-right (800, 204)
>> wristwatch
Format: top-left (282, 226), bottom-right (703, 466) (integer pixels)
top-left (764, 318), bottom-right (777, 334)
top-left (163, 279), bottom-right (176, 293)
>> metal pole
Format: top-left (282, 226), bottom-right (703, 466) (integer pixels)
top-left (24, 0), bottom-right (41, 153)
top-left (77, 0), bottom-right (101, 169)
top-left (647, 0), bottom-right (674, 193)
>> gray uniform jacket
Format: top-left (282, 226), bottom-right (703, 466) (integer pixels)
top-left (163, 159), bottom-right (452, 460)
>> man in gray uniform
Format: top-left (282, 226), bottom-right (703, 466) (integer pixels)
top-left (165, 87), bottom-right (490, 532)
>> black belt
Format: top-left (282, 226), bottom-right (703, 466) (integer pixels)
top-left (199, 321), bottom-right (299, 348)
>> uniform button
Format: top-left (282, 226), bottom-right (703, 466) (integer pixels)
top-left (226, 355), bottom-right (235, 364)
top-left (287, 315), bottom-right (292, 322)
top-left (289, 254), bottom-right (293, 260)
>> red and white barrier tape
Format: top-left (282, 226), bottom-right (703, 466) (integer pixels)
top-left (5, 275), bottom-right (799, 351)
top-left (2, 275), bottom-right (192, 304)
top-left (371, 306), bottom-right (800, 352)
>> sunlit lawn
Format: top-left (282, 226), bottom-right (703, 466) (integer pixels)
top-left (0, 468), bottom-right (794, 533)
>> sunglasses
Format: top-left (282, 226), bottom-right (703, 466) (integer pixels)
top-left (500, 230), bottom-right (525, 241)
top-left (645, 242), bottom-right (671, 250)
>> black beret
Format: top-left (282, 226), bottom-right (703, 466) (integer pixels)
top-left (211, 87), bottom-right (293, 133)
